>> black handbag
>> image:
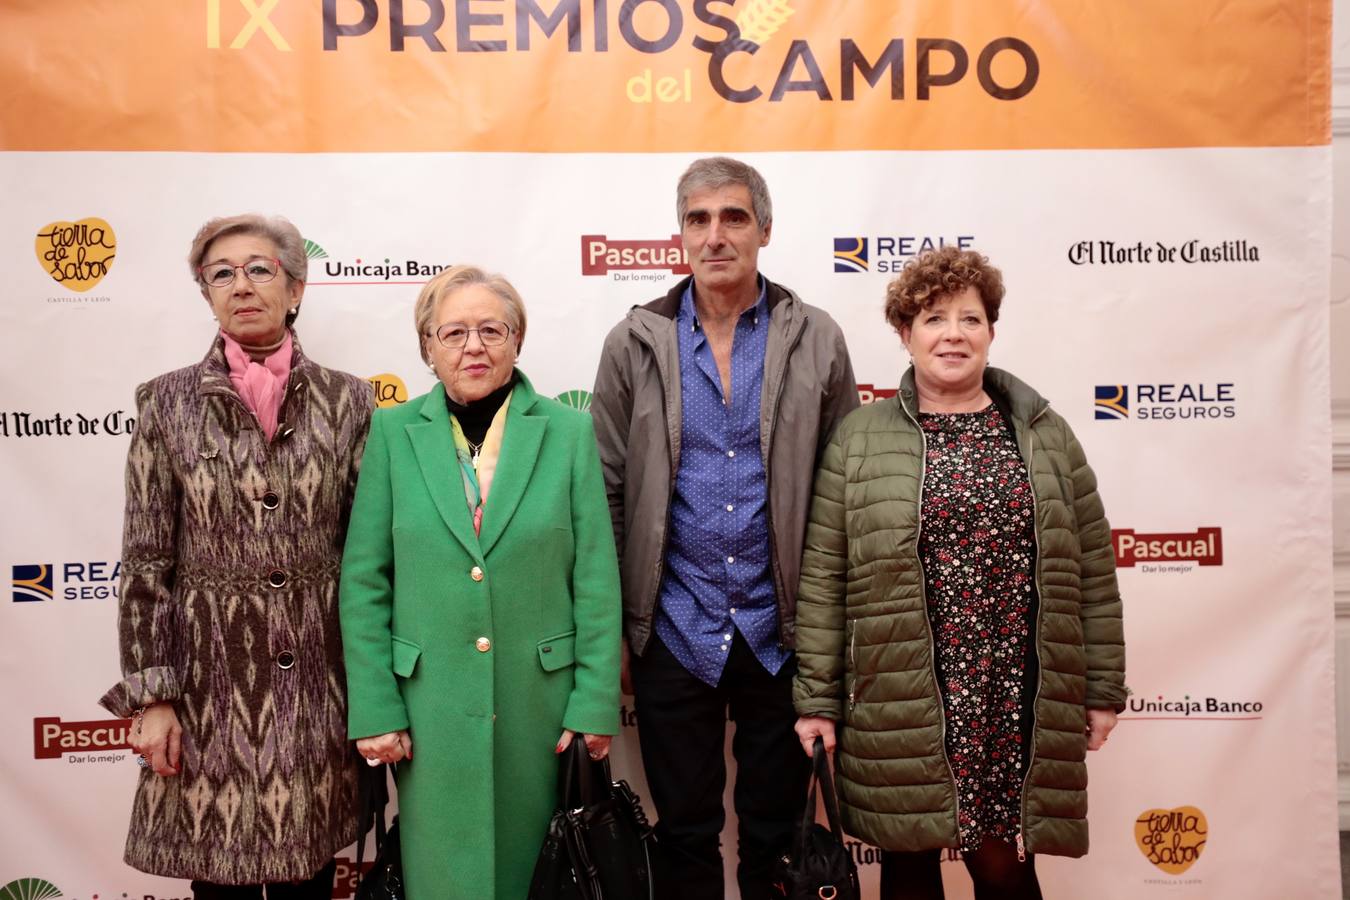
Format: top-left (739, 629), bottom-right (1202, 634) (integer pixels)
top-left (528, 741), bottom-right (657, 900)
top-left (773, 737), bottom-right (860, 900)
top-left (355, 762), bottom-right (405, 900)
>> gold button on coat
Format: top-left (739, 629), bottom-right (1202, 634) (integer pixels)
top-left (475, 637), bottom-right (492, 652)
top-left (470, 566), bottom-right (484, 582)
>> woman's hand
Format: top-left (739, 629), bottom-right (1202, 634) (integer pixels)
top-left (356, 730), bottom-right (413, 765)
top-left (794, 716), bottom-right (836, 755)
top-left (557, 729), bottom-right (612, 760)
top-left (1086, 709), bottom-right (1118, 751)
top-left (130, 702), bottom-right (182, 777)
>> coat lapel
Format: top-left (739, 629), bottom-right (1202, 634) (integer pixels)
top-left (407, 384), bottom-right (484, 563)
top-left (477, 371), bottom-right (546, 558)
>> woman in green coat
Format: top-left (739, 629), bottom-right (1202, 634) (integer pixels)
top-left (793, 247), bottom-right (1126, 900)
top-left (340, 265), bottom-right (622, 899)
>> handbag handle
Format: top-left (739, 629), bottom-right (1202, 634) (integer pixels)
top-left (558, 739), bottom-right (611, 811)
top-left (799, 735), bottom-right (845, 846)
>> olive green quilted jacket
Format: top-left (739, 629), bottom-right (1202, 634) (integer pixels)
top-left (793, 366), bottom-right (1126, 858)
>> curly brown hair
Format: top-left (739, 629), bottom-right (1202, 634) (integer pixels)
top-left (883, 246), bottom-right (1005, 333)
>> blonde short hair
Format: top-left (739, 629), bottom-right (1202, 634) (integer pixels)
top-left (413, 265), bottom-right (527, 364)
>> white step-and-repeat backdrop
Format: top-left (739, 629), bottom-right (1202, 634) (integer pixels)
top-left (0, 2), bottom-right (1337, 898)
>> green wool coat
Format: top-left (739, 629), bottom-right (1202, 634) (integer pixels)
top-left (340, 371), bottom-right (622, 899)
top-left (793, 367), bottom-right (1126, 859)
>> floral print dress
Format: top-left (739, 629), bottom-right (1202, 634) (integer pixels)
top-left (917, 404), bottom-right (1037, 851)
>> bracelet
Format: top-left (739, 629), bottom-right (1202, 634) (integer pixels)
top-left (132, 706), bottom-right (146, 734)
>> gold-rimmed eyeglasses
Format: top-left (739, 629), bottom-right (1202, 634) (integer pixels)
top-left (199, 257), bottom-right (282, 288)
top-left (433, 320), bottom-right (512, 349)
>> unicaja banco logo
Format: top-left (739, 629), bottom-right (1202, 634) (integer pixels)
top-left (833, 237), bottom-right (868, 273)
top-left (1134, 806), bottom-right (1207, 875)
top-left (555, 390), bottom-right (592, 412)
top-left (0, 878), bottom-right (63, 900)
top-left (12, 564), bottom-right (53, 602)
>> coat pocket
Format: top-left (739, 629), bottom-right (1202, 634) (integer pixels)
top-left (537, 630), bottom-right (577, 672)
top-left (391, 635), bottom-right (422, 678)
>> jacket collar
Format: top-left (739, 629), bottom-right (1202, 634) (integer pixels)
top-left (197, 330), bottom-right (311, 397)
top-left (898, 365), bottom-right (1050, 427)
top-left (409, 369), bottom-right (546, 560)
top-left (639, 274), bottom-right (791, 320)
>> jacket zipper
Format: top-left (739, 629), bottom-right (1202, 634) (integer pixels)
top-left (760, 311), bottom-right (808, 643)
top-left (629, 322), bottom-right (678, 630)
top-left (899, 394), bottom-right (962, 845)
top-left (1017, 405), bottom-right (1050, 862)
top-left (847, 621), bottom-right (857, 711)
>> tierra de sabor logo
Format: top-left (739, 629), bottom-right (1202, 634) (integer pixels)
top-left (209, 1), bottom-right (1040, 106)
top-left (366, 373), bottom-right (409, 409)
top-left (34, 217), bottom-right (116, 292)
top-left (1134, 806), bottom-right (1207, 875)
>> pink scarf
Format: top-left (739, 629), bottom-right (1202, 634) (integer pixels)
top-left (221, 331), bottom-right (293, 441)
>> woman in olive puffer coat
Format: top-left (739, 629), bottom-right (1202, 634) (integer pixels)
top-left (793, 247), bottom-right (1126, 900)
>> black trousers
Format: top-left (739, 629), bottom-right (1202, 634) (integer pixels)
top-left (631, 630), bottom-right (811, 900)
top-left (190, 858), bottom-right (337, 900)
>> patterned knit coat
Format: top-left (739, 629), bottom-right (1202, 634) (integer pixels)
top-left (99, 334), bottom-right (374, 884)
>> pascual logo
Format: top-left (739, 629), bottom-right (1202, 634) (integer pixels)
top-left (12, 564), bottom-right (54, 603)
top-left (1125, 693), bottom-right (1263, 720)
top-left (309, 3), bottom-right (1041, 107)
top-left (1112, 528), bottom-right (1222, 571)
top-left (832, 235), bottom-right (974, 273)
top-left (34, 217), bottom-right (115, 304)
top-left (1134, 806), bottom-right (1208, 876)
top-left (0, 879), bottom-right (63, 900)
top-left (1094, 383), bottom-right (1235, 420)
top-left (366, 373), bottom-right (409, 409)
top-left (857, 383), bottom-right (897, 405)
top-left (1068, 238), bottom-right (1259, 266)
top-left (0, 409), bottom-right (135, 438)
top-left (11, 561), bottom-right (121, 601)
top-left (332, 858), bottom-right (375, 899)
top-left (34, 716), bottom-right (132, 760)
top-left (306, 238), bottom-right (452, 287)
top-left (580, 235), bottom-right (690, 281)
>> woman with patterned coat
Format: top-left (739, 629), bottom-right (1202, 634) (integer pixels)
top-left (100, 214), bottom-right (374, 897)
top-left (793, 247), bottom-right (1126, 900)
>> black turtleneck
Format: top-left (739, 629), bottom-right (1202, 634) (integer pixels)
top-left (445, 374), bottom-right (516, 446)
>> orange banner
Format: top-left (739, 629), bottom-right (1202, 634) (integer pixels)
top-left (0, 0), bottom-right (1329, 152)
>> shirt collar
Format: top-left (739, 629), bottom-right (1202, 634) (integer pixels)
top-left (679, 275), bottom-right (768, 333)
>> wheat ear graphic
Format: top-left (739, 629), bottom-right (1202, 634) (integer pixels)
top-left (734, 0), bottom-right (794, 46)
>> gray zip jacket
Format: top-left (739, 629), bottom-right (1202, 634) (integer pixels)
top-left (590, 275), bottom-right (859, 655)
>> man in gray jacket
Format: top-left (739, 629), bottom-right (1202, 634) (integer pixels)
top-left (590, 157), bottom-right (858, 900)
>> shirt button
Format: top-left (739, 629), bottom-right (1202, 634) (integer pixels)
top-left (475, 637), bottom-right (492, 652)
top-left (724, 633), bottom-right (732, 641)
top-left (276, 650), bottom-right (296, 670)
top-left (730, 608), bottom-right (737, 614)
top-left (727, 556), bottom-right (735, 564)
top-left (470, 566), bottom-right (484, 582)
top-left (261, 491), bottom-right (280, 510)
top-left (267, 569), bottom-right (287, 588)
top-left (725, 504), bottom-right (734, 512)
top-left (727, 450), bottom-right (735, 458)
top-left (721, 644), bottom-right (728, 651)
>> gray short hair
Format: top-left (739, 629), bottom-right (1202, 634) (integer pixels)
top-left (676, 157), bottom-right (772, 231)
top-left (188, 214), bottom-right (308, 325)
top-left (413, 265), bottom-right (527, 364)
